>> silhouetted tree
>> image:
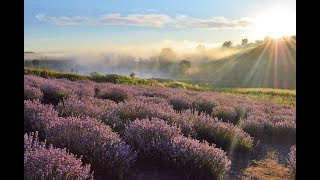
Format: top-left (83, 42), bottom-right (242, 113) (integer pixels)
top-left (159, 48), bottom-right (176, 72)
top-left (255, 40), bottom-right (263, 44)
top-left (179, 60), bottom-right (191, 72)
top-left (130, 72), bottom-right (135, 78)
top-left (196, 45), bottom-right (206, 52)
top-left (222, 41), bottom-right (233, 48)
top-left (241, 38), bottom-right (248, 45)
top-left (264, 36), bottom-right (272, 43)
top-left (32, 59), bottom-right (40, 68)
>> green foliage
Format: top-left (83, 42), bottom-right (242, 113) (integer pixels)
top-left (241, 38), bottom-right (248, 45)
top-left (212, 88), bottom-right (296, 107)
top-left (24, 68), bottom-right (89, 81)
top-left (222, 41), bottom-right (233, 48)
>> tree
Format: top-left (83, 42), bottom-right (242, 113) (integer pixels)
top-left (32, 59), bottom-right (40, 68)
top-left (222, 41), bottom-right (233, 48)
top-left (264, 36), bottom-right (272, 43)
top-left (196, 45), bottom-right (206, 53)
top-left (130, 72), bottom-right (135, 78)
top-left (255, 40), bottom-right (263, 44)
top-left (159, 48), bottom-right (176, 72)
top-left (241, 38), bottom-right (248, 46)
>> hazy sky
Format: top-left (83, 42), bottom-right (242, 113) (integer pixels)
top-left (25, 0), bottom-right (296, 52)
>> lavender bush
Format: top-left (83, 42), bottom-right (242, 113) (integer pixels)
top-left (212, 105), bottom-right (239, 124)
top-left (24, 84), bottom-right (43, 100)
top-left (24, 100), bottom-right (59, 138)
top-left (96, 84), bottom-right (132, 103)
top-left (180, 109), bottom-right (253, 151)
top-left (57, 95), bottom-right (116, 119)
top-left (123, 118), bottom-right (181, 160)
top-left (170, 136), bottom-right (231, 179)
top-left (24, 132), bottom-right (93, 179)
top-left (25, 75), bottom-right (295, 139)
top-left (46, 116), bottom-right (137, 176)
top-left (124, 118), bottom-right (231, 179)
top-left (105, 99), bottom-right (196, 136)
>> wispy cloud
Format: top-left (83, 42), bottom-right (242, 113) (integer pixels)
top-left (146, 9), bottom-right (158, 13)
top-left (35, 13), bottom-right (173, 27)
top-left (175, 15), bottom-right (253, 29)
top-left (35, 13), bottom-right (253, 29)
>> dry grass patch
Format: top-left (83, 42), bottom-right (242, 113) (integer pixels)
top-left (242, 152), bottom-right (293, 180)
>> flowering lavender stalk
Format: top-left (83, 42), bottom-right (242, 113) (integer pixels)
top-left (46, 116), bottom-right (137, 176)
top-left (181, 109), bottom-right (253, 151)
top-left (57, 95), bottom-right (116, 119)
top-left (105, 99), bottom-right (196, 136)
top-left (24, 84), bottom-right (43, 100)
top-left (24, 132), bottom-right (93, 180)
top-left (124, 118), bottom-right (231, 179)
top-left (24, 100), bottom-right (59, 138)
top-left (96, 84), bottom-right (132, 103)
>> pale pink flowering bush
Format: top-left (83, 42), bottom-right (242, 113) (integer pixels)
top-left (46, 116), bottom-right (137, 176)
top-left (24, 132), bottom-right (93, 180)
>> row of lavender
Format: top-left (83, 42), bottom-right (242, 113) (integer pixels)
top-left (24, 75), bottom-right (296, 179)
top-left (25, 75), bottom-right (296, 139)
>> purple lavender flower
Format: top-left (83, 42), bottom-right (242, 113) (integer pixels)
top-left (46, 116), bottom-right (137, 175)
top-left (24, 132), bottom-right (94, 179)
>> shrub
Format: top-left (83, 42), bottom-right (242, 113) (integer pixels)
top-left (124, 118), bottom-right (231, 179)
top-left (287, 145), bottom-right (296, 177)
top-left (24, 100), bottom-right (59, 138)
top-left (24, 84), bottom-right (43, 100)
top-left (24, 132), bottom-right (93, 180)
top-left (46, 116), bottom-right (136, 176)
top-left (57, 95), bottom-right (116, 119)
top-left (123, 118), bottom-right (181, 161)
top-left (170, 136), bottom-right (231, 179)
top-left (105, 100), bottom-right (170, 131)
top-left (181, 110), bottom-right (253, 151)
top-left (242, 105), bottom-right (296, 138)
top-left (105, 99), bottom-right (195, 136)
top-left (169, 95), bottom-right (194, 111)
top-left (193, 99), bottom-right (217, 115)
top-left (212, 106), bottom-right (239, 124)
top-left (96, 86), bottom-right (130, 103)
top-left (33, 79), bottom-right (73, 105)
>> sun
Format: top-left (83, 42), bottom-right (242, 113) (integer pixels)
top-left (253, 8), bottom-right (296, 39)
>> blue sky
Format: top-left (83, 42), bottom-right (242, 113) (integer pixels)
top-left (25, 0), bottom-right (296, 52)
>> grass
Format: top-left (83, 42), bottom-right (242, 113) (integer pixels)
top-left (24, 67), bottom-right (296, 107)
top-left (242, 152), bottom-right (293, 180)
top-left (24, 68), bottom-right (203, 91)
top-left (211, 88), bottom-right (296, 107)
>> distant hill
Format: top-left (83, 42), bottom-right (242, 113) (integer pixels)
top-left (189, 39), bottom-right (296, 89)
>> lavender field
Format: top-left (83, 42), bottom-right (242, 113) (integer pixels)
top-left (24, 75), bottom-right (296, 179)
